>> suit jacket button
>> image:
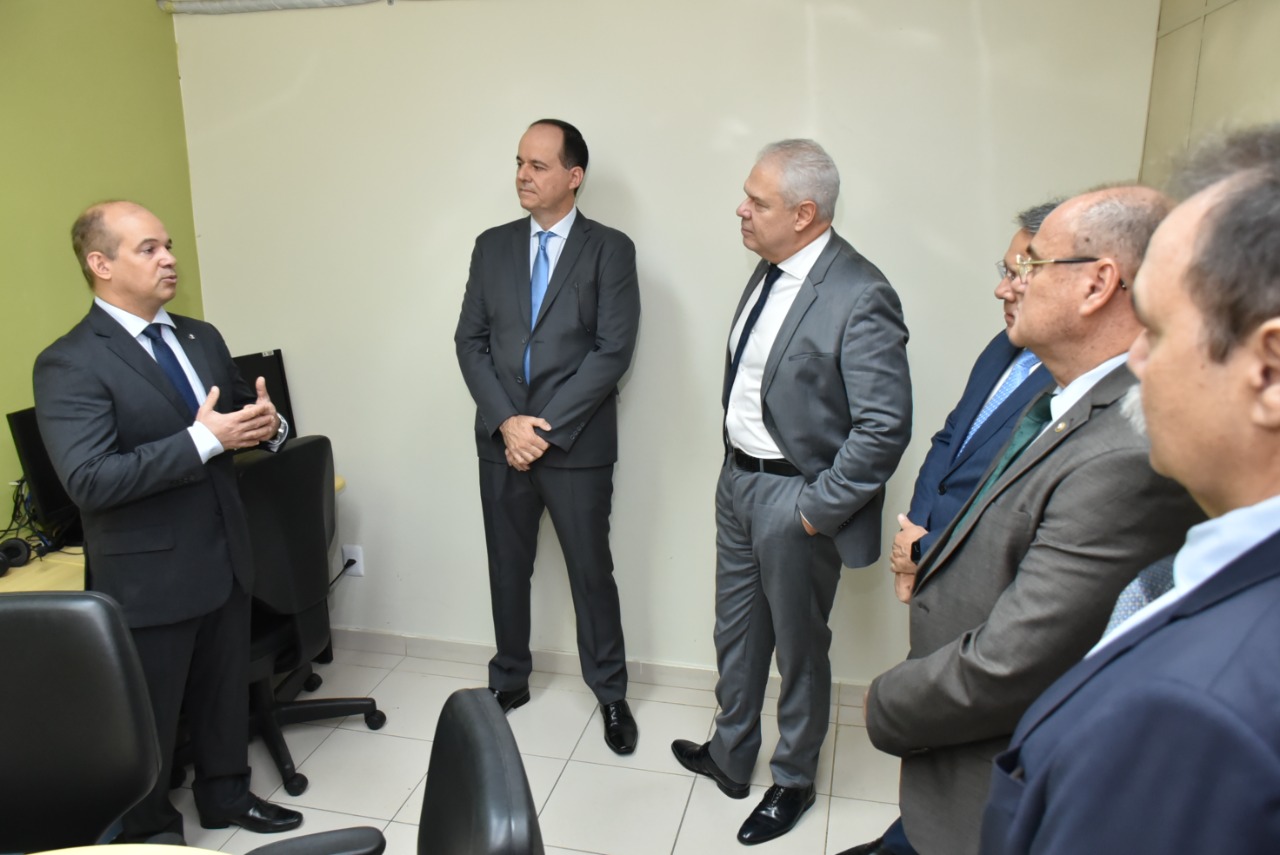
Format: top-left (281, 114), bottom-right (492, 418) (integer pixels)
top-left (515, 376), bottom-right (524, 385)
top-left (937, 484), bottom-right (946, 495)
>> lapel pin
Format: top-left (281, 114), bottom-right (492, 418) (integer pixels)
top-left (188, 333), bottom-right (195, 340)
top-left (1054, 422), bottom-right (1066, 432)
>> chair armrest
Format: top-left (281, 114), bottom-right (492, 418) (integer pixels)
top-left (245, 826), bottom-right (386, 855)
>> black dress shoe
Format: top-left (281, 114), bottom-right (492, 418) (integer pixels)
top-left (737, 783), bottom-right (816, 845)
top-left (836, 837), bottom-right (893, 855)
top-left (200, 795), bottom-right (303, 833)
top-left (670, 739), bottom-right (750, 799)
top-left (601, 699), bottom-right (638, 754)
top-left (490, 686), bottom-right (531, 713)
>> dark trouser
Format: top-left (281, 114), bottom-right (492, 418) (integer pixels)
top-left (479, 459), bottom-right (628, 704)
top-left (708, 459), bottom-right (842, 788)
top-left (121, 580), bottom-right (252, 841)
top-left (882, 818), bottom-right (919, 854)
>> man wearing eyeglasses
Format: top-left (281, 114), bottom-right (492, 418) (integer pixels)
top-left (858, 185), bottom-right (1204, 855)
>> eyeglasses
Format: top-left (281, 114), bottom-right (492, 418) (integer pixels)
top-left (1013, 253), bottom-right (1100, 283)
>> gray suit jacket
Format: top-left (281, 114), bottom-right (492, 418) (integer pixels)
top-left (455, 212), bottom-right (640, 468)
top-left (726, 230), bottom-right (912, 568)
top-left (33, 304), bottom-right (257, 628)
top-left (864, 363), bottom-right (1205, 855)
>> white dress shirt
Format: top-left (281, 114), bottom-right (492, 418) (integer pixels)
top-left (726, 229), bottom-right (833, 457)
top-left (529, 207), bottom-right (577, 282)
top-left (95, 297), bottom-right (285, 461)
top-left (1090, 492), bottom-right (1280, 656)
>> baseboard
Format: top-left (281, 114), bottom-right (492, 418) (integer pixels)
top-left (329, 626), bottom-right (868, 706)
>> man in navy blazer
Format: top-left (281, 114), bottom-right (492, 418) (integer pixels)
top-left (887, 201), bottom-right (1059, 602)
top-left (455, 120), bottom-right (640, 753)
top-left (33, 201), bottom-right (301, 841)
top-left (844, 204), bottom-right (1056, 855)
top-left (981, 139), bottom-right (1280, 854)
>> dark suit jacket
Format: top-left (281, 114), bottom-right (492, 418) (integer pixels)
top-left (455, 212), bottom-right (640, 468)
top-left (865, 364), bottom-right (1205, 855)
top-left (724, 230), bottom-right (912, 568)
top-left (33, 304), bottom-right (256, 628)
top-left (981, 529), bottom-right (1280, 855)
top-left (907, 331), bottom-right (1053, 557)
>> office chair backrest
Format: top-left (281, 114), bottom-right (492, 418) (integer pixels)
top-left (236, 435), bottom-right (336, 615)
top-left (0, 591), bottom-right (161, 852)
top-left (418, 688), bottom-right (545, 855)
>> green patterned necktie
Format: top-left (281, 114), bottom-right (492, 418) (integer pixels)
top-left (956, 391), bottom-right (1055, 529)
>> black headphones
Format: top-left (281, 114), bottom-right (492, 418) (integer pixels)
top-left (0, 537), bottom-right (33, 577)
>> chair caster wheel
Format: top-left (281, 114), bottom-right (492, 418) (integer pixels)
top-left (365, 710), bottom-right (387, 730)
top-left (284, 773), bottom-right (308, 796)
top-left (303, 673), bottom-right (323, 692)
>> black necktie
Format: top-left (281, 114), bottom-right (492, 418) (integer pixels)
top-left (142, 323), bottom-right (199, 417)
top-left (724, 264), bottom-right (783, 405)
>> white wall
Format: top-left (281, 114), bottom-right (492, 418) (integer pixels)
top-left (174, 0), bottom-right (1159, 684)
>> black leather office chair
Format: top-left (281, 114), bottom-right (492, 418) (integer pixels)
top-left (0, 590), bottom-right (160, 852)
top-left (0, 591), bottom-right (385, 855)
top-left (235, 435), bottom-right (385, 797)
top-left (417, 688), bottom-right (545, 855)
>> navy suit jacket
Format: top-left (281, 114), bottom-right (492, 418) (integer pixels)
top-left (907, 331), bottom-right (1053, 557)
top-left (980, 528), bottom-right (1280, 855)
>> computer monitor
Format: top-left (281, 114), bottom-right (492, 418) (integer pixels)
top-left (233, 349), bottom-right (298, 437)
top-left (6, 407), bottom-right (82, 545)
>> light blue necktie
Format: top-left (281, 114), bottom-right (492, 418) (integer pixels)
top-left (142, 323), bottom-right (199, 417)
top-left (1103, 555), bottom-right (1176, 636)
top-left (959, 349), bottom-right (1040, 453)
top-left (524, 230), bottom-right (551, 383)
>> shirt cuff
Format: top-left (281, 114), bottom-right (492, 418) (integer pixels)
top-left (188, 421), bottom-right (224, 463)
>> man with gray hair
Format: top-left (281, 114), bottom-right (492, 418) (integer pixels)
top-left (861, 185), bottom-right (1204, 855)
top-left (671, 139), bottom-right (912, 845)
top-left (981, 145), bottom-right (1280, 855)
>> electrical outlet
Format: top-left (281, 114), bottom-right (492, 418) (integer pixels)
top-left (341, 544), bottom-right (365, 577)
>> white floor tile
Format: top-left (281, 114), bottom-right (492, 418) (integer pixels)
top-left (528, 670), bottom-right (594, 694)
top-left (391, 775), bottom-right (426, 824)
top-left (393, 656), bottom-right (489, 682)
top-left (381, 820), bottom-right (419, 855)
top-left (217, 808), bottom-right (388, 855)
top-left (336, 669), bottom-right (478, 741)
top-left (539, 761), bottom-right (693, 855)
top-left (747, 716), bottom-right (838, 795)
top-left (673, 777), bottom-right (831, 855)
top-left (521, 753), bottom-right (569, 814)
top-left (838, 705), bottom-right (865, 726)
top-left (308, 661), bottom-right (392, 703)
top-left (830, 724), bottom-right (900, 804)
top-left (505, 687), bottom-right (597, 759)
top-left (248, 724), bottom-right (336, 796)
top-left (627, 681), bottom-right (718, 708)
top-left (825, 796), bottom-right (900, 854)
top-left (571, 698), bottom-right (716, 775)
top-left (330, 648), bottom-right (405, 671)
top-left (273, 728), bottom-right (432, 821)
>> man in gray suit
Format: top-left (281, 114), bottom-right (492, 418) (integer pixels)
top-left (858, 186), bottom-right (1205, 855)
top-left (672, 139), bottom-right (912, 845)
top-left (33, 200), bottom-right (302, 842)
top-left (455, 119), bottom-right (640, 753)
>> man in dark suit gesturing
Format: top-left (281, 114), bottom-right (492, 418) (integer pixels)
top-left (981, 133), bottom-right (1280, 855)
top-left (673, 139), bottom-right (912, 845)
top-left (455, 119), bottom-right (640, 753)
top-left (33, 201), bottom-right (302, 842)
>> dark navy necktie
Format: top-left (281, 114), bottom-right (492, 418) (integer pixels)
top-left (725, 263), bottom-right (784, 404)
top-left (142, 323), bottom-right (199, 417)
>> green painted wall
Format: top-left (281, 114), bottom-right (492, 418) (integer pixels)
top-left (0, 0), bottom-right (201, 489)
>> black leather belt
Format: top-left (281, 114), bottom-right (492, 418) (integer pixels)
top-left (732, 449), bottom-right (802, 478)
